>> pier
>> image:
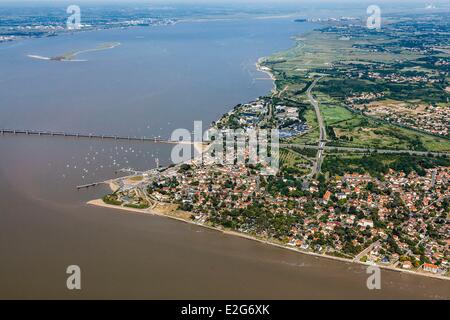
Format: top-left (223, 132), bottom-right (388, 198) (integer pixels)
top-left (0, 128), bottom-right (171, 143)
top-left (76, 182), bottom-right (102, 190)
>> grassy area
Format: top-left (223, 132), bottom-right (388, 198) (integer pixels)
top-left (124, 203), bottom-right (149, 209)
top-left (290, 108), bottom-right (320, 144)
top-left (322, 153), bottom-right (450, 178)
top-left (127, 176), bottom-right (144, 182)
top-left (265, 25), bottom-right (450, 153)
top-left (318, 104), bottom-right (450, 152)
top-left (280, 148), bottom-right (311, 176)
top-left (332, 117), bottom-right (449, 152)
top-left (103, 194), bottom-right (123, 206)
top-left (288, 146), bottom-right (318, 158)
top-left (320, 104), bottom-right (354, 125)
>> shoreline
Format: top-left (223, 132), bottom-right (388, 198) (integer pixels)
top-left (256, 57), bottom-right (277, 95)
top-left (88, 25), bottom-right (449, 284)
top-left (88, 197), bottom-right (450, 282)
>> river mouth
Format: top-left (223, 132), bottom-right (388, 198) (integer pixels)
top-left (0, 16), bottom-right (449, 299)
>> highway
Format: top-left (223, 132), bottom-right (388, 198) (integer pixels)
top-left (281, 143), bottom-right (450, 157)
top-left (306, 76), bottom-right (326, 177)
top-left (287, 75), bottom-right (449, 177)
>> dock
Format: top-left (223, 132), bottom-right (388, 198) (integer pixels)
top-left (76, 182), bottom-right (102, 190)
top-left (0, 128), bottom-right (170, 143)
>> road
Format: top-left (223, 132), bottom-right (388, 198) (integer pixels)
top-left (290, 75), bottom-right (449, 176)
top-left (306, 76), bottom-right (326, 177)
top-left (280, 143), bottom-right (450, 157)
top-left (353, 240), bottom-right (381, 262)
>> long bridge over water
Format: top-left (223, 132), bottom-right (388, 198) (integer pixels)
top-left (0, 128), bottom-right (172, 143)
top-left (0, 128), bottom-right (199, 191)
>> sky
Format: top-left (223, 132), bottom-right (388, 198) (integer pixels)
top-left (0, 0), bottom-right (444, 3)
top-left (0, 0), bottom-right (447, 9)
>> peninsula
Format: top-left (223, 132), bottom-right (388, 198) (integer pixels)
top-left (91, 12), bottom-right (450, 280)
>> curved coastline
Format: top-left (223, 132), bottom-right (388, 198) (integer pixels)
top-left (88, 191), bottom-right (450, 283)
top-left (256, 57), bottom-right (277, 94)
top-left (87, 22), bottom-right (449, 284)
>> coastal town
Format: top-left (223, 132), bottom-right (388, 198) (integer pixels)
top-left (4, 0), bottom-right (450, 302)
top-left (95, 12), bottom-right (450, 280)
top-left (0, 6), bottom-right (177, 42)
top-left (214, 97), bottom-right (309, 139)
top-left (100, 150), bottom-right (449, 278)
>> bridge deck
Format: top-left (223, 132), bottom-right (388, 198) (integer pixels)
top-left (0, 128), bottom-right (168, 143)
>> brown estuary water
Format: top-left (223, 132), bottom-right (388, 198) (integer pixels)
top-left (0, 18), bottom-right (449, 299)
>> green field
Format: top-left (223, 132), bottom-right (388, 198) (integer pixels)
top-left (265, 22), bottom-right (450, 154)
top-left (322, 105), bottom-right (450, 152)
top-left (290, 108), bottom-right (320, 144)
top-left (322, 153), bottom-right (450, 178)
top-left (280, 148), bottom-right (311, 176)
top-left (320, 104), bottom-right (354, 125)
